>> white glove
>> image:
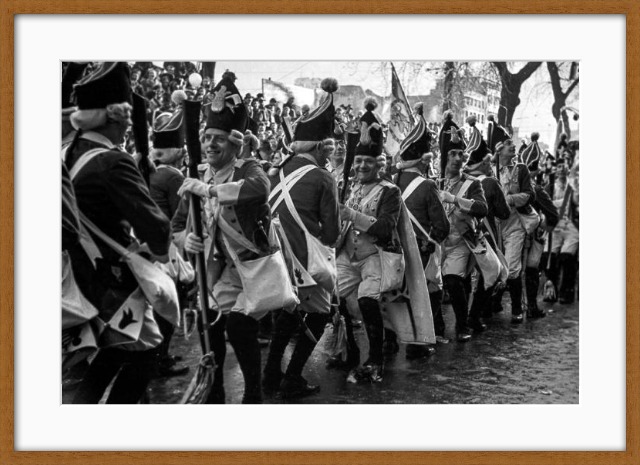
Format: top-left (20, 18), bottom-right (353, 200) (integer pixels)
top-left (184, 232), bottom-right (205, 255)
top-left (178, 178), bottom-right (210, 198)
top-left (439, 191), bottom-right (456, 204)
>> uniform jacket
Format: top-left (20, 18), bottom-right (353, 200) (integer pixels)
top-left (269, 155), bottom-right (340, 269)
top-left (343, 178), bottom-right (401, 260)
top-left (498, 162), bottom-right (535, 215)
top-left (65, 137), bottom-right (171, 259)
top-left (471, 174), bottom-right (510, 239)
top-left (172, 158), bottom-right (271, 261)
top-left (395, 170), bottom-right (450, 244)
top-left (64, 135), bottom-right (171, 310)
top-left (443, 174), bottom-right (488, 242)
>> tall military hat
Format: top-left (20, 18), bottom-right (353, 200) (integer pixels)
top-left (62, 62), bottom-right (88, 111)
top-left (294, 78), bottom-right (339, 142)
top-left (152, 104), bottom-right (185, 149)
top-left (354, 97), bottom-right (383, 156)
top-left (466, 135), bottom-right (492, 167)
top-left (521, 132), bottom-right (541, 171)
top-left (205, 71), bottom-right (248, 133)
top-left (486, 114), bottom-right (512, 153)
top-left (72, 62), bottom-right (133, 110)
top-left (398, 102), bottom-right (430, 161)
top-left (438, 111), bottom-right (466, 176)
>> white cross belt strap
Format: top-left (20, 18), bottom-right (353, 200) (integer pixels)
top-left (401, 176), bottom-right (435, 244)
top-left (269, 164), bottom-right (316, 213)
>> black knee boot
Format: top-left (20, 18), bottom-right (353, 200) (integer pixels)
top-left (443, 275), bottom-right (471, 341)
top-left (226, 312), bottom-right (262, 404)
top-left (358, 297), bottom-right (384, 365)
top-left (469, 274), bottom-right (489, 330)
top-left (430, 290), bottom-right (445, 337)
top-left (383, 328), bottom-right (400, 355)
top-left (262, 309), bottom-right (298, 393)
top-left (558, 253), bottom-right (577, 304)
top-left (281, 312), bottom-right (329, 398)
top-left (507, 277), bottom-right (524, 323)
top-left (525, 267), bottom-right (545, 318)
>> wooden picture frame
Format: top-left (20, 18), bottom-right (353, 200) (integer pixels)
top-left (1, 2), bottom-right (638, 464)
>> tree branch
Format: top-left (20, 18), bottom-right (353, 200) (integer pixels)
top-left (563, 78), bottom-right (580, 99)
top-left (515, 61), bottom-right (542, 81)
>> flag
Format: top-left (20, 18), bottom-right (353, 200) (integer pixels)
top-left (385, 64), bottom-right (415, 160)
top-left (263, 78), bottom-right (315, 107)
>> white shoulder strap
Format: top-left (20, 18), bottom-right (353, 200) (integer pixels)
top-left (269, 164), bottom-right (316, 213)
top-left (278, 166), bottom-right (317, 236)
top-left (68, 148), bottom-right (110, 180)
top-left (457, 179), bottom-right (474, 199)
top-left (402, 176), bottom-right (427, 201)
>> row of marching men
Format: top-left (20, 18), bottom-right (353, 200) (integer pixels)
top-left (61, 62), bottom-right (578, 404)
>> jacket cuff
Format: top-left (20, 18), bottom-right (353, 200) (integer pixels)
top-left (217, 180), bottom-right (245, 205)
top-left (456, 197), bottom-right (474, 213)
top-left (508, 193), bottom-right (530, 207)
top-left (351, 210), bottom-right (377, 232)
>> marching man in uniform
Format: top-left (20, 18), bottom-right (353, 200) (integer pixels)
top-left (520, 134), bottom-right (559, 318)
top-left (263, 78), bottom-right (341, 399)
top-left (173, 73), bottom-right (272, 404)
top-left (439, 112), bottom-right (488, 342)
top-left (64, 62), bottom-right (172, 404)
top-left (493, 137), bottom-right (536, 323)
top-left (464, 135), bottom-right (511, 327)
top-left (393, 102), bottom-right (450, 355)
top-left (336, 97), bottom-right (402, 382)
top-left (546, 144), bottom-right (579, 305)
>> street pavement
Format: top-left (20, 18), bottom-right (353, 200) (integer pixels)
top-left (63, 295), bottom-right (578, 404)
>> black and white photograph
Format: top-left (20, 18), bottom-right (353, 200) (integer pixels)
top-left (60, 59), bottom-right (579, 405)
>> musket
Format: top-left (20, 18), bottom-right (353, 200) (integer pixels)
top-left (183, 98), bottom-right (212, 355)
top-left (340, 130), bottom-right (359, 203)
top-left (547, 114), bottom-right (565, 270)
top-left (132, 92), bottom-right (151, 187)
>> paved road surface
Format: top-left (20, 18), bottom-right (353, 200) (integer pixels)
top-left (63, 294), bottom-right (578, 404)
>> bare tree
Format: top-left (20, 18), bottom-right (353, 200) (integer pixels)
top-left (491, 62), bottom-right (543, 131)
top-left (547, 61), bottom-right (580, 140)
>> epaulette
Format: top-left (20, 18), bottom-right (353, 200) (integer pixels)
top-left (462, 173), bottom-right (478, 182)
top-left (378, 179), bottom-right (398, 190)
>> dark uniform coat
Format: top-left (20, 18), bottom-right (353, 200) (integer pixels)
top-left (64, 136), bottom-right (171, 311)
top-left (395, 170), bottom-right (450, 245)
top-left (269, 155), bottom-right (340, 269)
top-left (172, 158), bottom-right (271, 261)
top-left (473, 174), bottom-right (510, 241)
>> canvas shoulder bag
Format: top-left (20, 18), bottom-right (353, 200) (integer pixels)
top-left (278, 167), bottom-right (338, 292)
top-left (359, 181), bottom-right (405, 293)
top-left (218, 215), bottom-right (299, 315)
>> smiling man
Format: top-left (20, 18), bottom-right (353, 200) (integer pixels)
top-left (172, 72), bottom-right (272, 404)
top-left (335, 98), bottom-right (402, 383)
